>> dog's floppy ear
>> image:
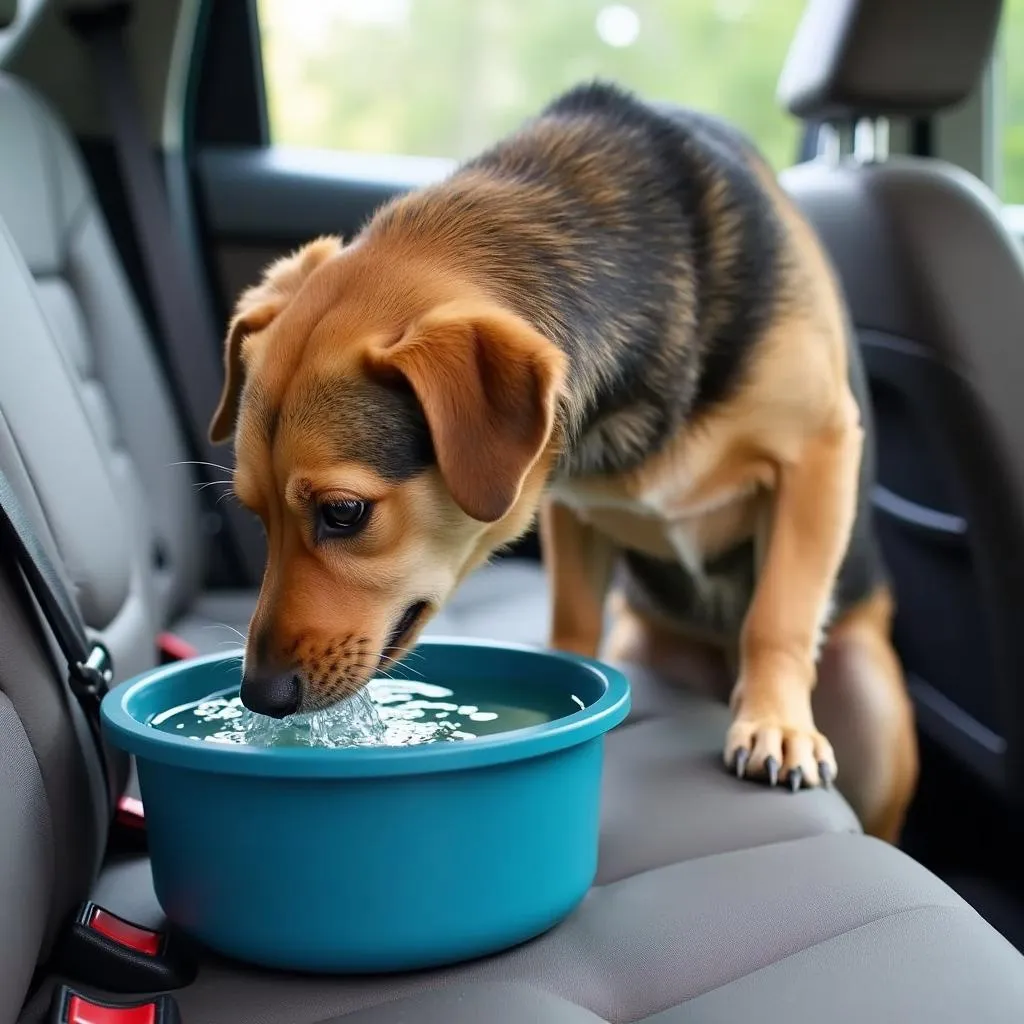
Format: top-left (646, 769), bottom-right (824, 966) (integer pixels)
top-left (367, 303), bottom-right (567, 522)
top-left (209, 293), bottom-right (281, 444)
top-left (209, 236), bottom-right (342, 444)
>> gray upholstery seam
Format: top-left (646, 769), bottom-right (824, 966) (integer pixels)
top-left (2, 227), bottom-right (126, 625)
top-left (14, 79), bottom-right (90, 276)
top-left (859, 325), bottom-right (970, 384)
top-left (0, 408), bottom-right (76, 614)
top-left (35, 266), bottom-right (134, 463)
top-left (34, 91), bottom-right (67, 275)
top-left (637, 903), bottom-right (970, 1022)
top-left (297, 905), bottom-right (970, 1024)
top-left (303, 985), bottom-right (596, 1024)
top-left (61, 194), bottom-right (92, 269)
top-left (32, 269), bottom-right (95, 376)
top-left (593, 828), bottom-right (861, 889)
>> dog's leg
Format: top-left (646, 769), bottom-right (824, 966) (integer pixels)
top-left (540, 498), bottom-right (616, 658)
top-left (812, 587), bottom-right (918, 842)
top-left (725, 398), bottom-right (862, 789)
top-left (603, 594), bottom-right (734, 704)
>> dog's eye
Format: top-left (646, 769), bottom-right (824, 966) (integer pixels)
top-left (318, 500), bottom-right (372, 538)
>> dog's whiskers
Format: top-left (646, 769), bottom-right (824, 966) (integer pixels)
top-left (382, 645), bottom-right (426, 666)
top-left (170, 460), bottom-right (235, 475)
top-left (199, 622), bottom-right (248, 642)
top-left (366, 651), bottom-right (426, 680)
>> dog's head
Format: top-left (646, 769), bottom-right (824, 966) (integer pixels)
top-left (210, 236), bottom-right (566, 716)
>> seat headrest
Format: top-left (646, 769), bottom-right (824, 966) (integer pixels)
top-left (778, 0), bottom-right (1003, 121)
top-left (0, 0), bottom-right (16, 31)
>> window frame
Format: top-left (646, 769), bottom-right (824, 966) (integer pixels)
top-left (193, 0), bottom-right (1013, 218)
top-left (190, 0), bottom-right (269, 149)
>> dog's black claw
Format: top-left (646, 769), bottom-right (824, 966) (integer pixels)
top-left (765, 756), bottom-right (779, 787)
top-left (819, 762), bottom-right (834, 790)
top-left (788, 767), bottom-right (803, 793)
top-left (734, 748), bottom-right (750, 779)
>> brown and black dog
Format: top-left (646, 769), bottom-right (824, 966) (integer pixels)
top-left (210, 83), bottom-right (918, 842)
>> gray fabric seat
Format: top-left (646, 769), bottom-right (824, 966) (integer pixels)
top-left (0, 66), bottom-right (245, 656)
top-left (171, 558), bottom-right (553, 654)
top-left (73, 677), bottom-right (1024, 1024)
top-left (81, 834), bottom-right (1024, 1024)
top-left (5, 206), bottom-right (1023, 1024)
top-left (0, 72), bottom-right (206, 640)
top-left (779, 0), bottom-right (1018, 797)
top-left (4, 0), bottom-right (1024, 1020)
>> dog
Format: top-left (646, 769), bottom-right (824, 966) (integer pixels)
top-left (210, 82), bottom-right (918, 842)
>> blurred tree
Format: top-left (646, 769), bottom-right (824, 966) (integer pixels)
top-left (258, 0), bottom-right (806, 171)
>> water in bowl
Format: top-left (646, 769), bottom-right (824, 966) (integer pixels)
top-left (149, 678), bottom-right (586, 748)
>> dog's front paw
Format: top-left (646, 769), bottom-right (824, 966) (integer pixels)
top-left (724, 714), bottom-right (837, 792)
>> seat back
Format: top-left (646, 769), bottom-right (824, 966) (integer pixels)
top-left (0, 205), bottom-right (160, 1020)
top-left (777, 0), bottom-right (1023, 795)
top-left (0, 71), bottom-right (206, 625)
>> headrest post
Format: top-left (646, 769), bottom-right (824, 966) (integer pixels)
top-left (853, 117), bottom-right (889, 164)
top-left (814, 123), bottom-right (856, 166)
top-left (816, 124), bottom-right (842, 165)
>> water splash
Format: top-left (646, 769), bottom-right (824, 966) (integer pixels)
top-left (151, 677), bottom-right (580, 748)
top-left (239, 686), bottom-right (388, 748)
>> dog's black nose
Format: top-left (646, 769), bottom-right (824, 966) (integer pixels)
top-left (240, 671), bottom-right (302, 718)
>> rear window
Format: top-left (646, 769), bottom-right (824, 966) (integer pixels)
top-left (257, 0), bottom-right (807, 171)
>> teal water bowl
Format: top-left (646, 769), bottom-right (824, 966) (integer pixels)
top-left (100, 638), bottom-right (630, 973)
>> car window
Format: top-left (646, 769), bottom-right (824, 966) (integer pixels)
top-left (1001, 0), bottom-right (1024, 203)
top-left (257, 0), bottom-right (807, 171)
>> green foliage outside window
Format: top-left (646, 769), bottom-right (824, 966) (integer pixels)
top-left (259, 1), bottom-right (1024, 204)
top-left (1001, 0), bottom-right (1024, 202)
top-left (258, 0), bottom-right (807, 172)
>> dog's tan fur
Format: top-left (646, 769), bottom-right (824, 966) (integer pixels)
top-left (212, 85), bottom-right (918, 842)
top-left (215, 239), bottom-right (565, 709)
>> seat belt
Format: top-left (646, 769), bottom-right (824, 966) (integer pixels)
top-left (68, 3), bottom-right (263, 587)
top-left (0, 467), bottom-right (119, 809)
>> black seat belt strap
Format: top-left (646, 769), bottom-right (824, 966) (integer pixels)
top-left (0, 467), bottom-right (118, 807)
top-left (69, 3), bottom-right (262, 585)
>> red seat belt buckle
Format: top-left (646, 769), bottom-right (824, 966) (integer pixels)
top-left (87, 906), bottom-right (161, 956)
top-left (115, 795), bottom-right (145, 832)
top-left (50, 985), bottom-right (179, 1024)
top-left (156, 632), bottom-right (198, 664)
top-left (50, 902), bottom-right (197, 994)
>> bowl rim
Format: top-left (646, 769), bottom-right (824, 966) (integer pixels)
top-left (100, 637), bottom-right (631, 778)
